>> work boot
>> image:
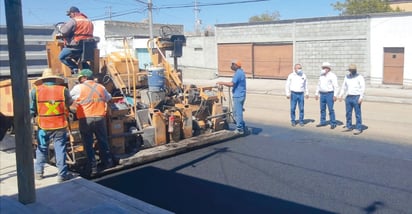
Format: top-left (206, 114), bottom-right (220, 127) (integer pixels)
top-left (91, 166), bottom-right (98, 176)
top-left (91, 162), bottom-right (98, 176)
top-left (57, 173), bottom-right (74, 183)
top-left (104, 158), bottom-right (114, 169)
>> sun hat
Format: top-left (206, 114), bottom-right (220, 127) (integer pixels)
top-left (321, 62), bottom-right (332, 69)
top-left (33, 68), bottom-right (64, 86)
top-left (348, 64), bottom-right (357, 70)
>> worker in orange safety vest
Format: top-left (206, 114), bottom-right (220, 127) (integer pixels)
top-left (70, 69), bottom-right (113, 175)
top-left (30, 68), bottom-right (74, 183)
top-left (58, 6), bottom-right (94, 74)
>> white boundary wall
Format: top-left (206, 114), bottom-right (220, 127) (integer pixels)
top-left (370, 15), bottom-right (412, 87)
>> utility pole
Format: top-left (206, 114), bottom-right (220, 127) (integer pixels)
top-left (148, 0), bottom-right (154, 42)
top-left (106, 6), bottom-right (112, 20)
top-left (194, 0), bottom-right (201, 35)
top-left (4, 0), bottom-right (36, 204)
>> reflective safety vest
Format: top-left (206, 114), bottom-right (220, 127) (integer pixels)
top-left (36, 85), bottom-right (68, 130)
top-left (72, 15), bottom-right (93, 43)
top-left (76, 81), bottom-right (107, 119)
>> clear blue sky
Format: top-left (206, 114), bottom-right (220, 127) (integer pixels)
top-left (1, 0), bottom-right (340, 32)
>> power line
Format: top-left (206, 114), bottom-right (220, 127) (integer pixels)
top-left (157, 0), bottom-right (269, 9)
top-left (89, 0), bottom-right (269, 23)
top-left (90, 8), bottom-right (146, 20)
top-left (135, 0), bottom-right (147, 4)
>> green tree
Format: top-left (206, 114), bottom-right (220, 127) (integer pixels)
top-left (332, 0), bottom-right (402, 15)
top-left (249, 11), bottom-right (280, 22)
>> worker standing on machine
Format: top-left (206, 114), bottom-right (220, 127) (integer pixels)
top-left (70, 69), bottom-right (113, 175)
top-left (31, 68), bottom-right (74, 183)
top-left (59, 6), bottom-right (93, 74)
top-left (217, 60), bottom-right (247, 135)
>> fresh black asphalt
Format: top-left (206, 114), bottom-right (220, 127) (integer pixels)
top-left (97, 122), bottom-right (412, 214)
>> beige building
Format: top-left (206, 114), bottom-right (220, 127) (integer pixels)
top-left (390, 0), bottom-right (412, 11)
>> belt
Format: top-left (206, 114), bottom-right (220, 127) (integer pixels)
top-left (347, 94), bottom-right (360, 97)
top-left (291, 91), bottom-right (304, 94)
top-left (319, 91), bottom-right (333, 94)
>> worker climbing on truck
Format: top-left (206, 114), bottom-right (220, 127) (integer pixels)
top-left (58, 6), bottom-right (93, 74)
top-left (70, 69), bottom-right (113, 176)
top-left (31, 68), bottom-right (74, 183)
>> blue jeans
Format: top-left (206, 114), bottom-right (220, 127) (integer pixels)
top-left (290, 92), bottom-right (304, 124)
top-left (233, 96), bottom-right (246, 132)
top-left (320, 92), bottom-right (336, 125)
top-left (345, 95), bottom-right (362, 130)
top-left (79, 117), bottom-right (112, 167)
top-left (59, 47), bottom-right (82, 71)
top-left (35, 129), bottom-right (68, 178)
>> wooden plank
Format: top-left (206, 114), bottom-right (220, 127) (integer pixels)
top-left (116, 130), bottom-right (239, 167)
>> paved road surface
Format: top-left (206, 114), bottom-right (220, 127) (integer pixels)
top-left (96, 95), bottom-right (412, 213)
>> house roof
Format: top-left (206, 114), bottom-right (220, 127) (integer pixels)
top-left (215, 12), bottom-right (412, 28)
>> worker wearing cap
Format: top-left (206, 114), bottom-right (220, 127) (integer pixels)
top-left (70, 69), bottom-right (113, 175)
top-left (285, 63), bottom-right (309, 127)
top-left (30, 68), bottom-right (74, 183)
top-left (59, 6), bottom-right (93, 74)
top-left (339, 64), bottom-right (365, 135)
top-left (217, 60), bottom-right (247, 134)
top-left (315, 62), bottom-right (339, 129)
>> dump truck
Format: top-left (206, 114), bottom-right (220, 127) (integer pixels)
top-left (0, 25), bottom-right (240, 177)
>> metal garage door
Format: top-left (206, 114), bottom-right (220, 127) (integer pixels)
top-left (383, 47), bottom-right (404, 85)
top-left (217, 44), bottom-right (253, 77)
top-left (253, 43), bottom-right (292, 79)
top-left (217, 43), bottom-right (292, 79)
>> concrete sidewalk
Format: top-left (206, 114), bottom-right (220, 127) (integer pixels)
top-left (0, 135), bottom-right (173, 214)
top-left (184, 77), bottom-right (412, 104)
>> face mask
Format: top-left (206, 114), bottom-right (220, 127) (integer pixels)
top-left (231, 64), bottom-right (237, 71)
top-left (350, 70), bottom-right (357, 75)
top-left (320, 69), bottom-right (327, 75)
top-left (296, 69), bottom-right (303, 76)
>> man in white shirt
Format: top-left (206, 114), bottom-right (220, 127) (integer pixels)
top-left (285, 63), bottom-right (309, 127)
top-left (339, 64), bottom-right (365, 135)
top-left (315, 62), bottom-right (339, 129)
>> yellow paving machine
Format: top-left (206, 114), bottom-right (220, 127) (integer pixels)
top-left (0, 25), bottom-right (238, 177)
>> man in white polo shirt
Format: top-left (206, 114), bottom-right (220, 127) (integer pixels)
top-left (285, 63), bottom-right (309, 127)
top-left (339, 64), bottom-right (365, 135)
top-left (315, 62), bottom-right (339, 129)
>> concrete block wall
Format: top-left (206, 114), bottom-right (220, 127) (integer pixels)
top-left (215, 23), bottom-right (293, 44)
top-left (294, 19), bottom-right (368, 80)
top-left (295, 40), bottom-right (368, 80)
top-left (179, 36), bottom-right (218, 80)
top-left (214, 17), bottom-right (369, 80)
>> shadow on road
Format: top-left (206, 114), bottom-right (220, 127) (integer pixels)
top-left (98, 166), bottom-right (335, 214)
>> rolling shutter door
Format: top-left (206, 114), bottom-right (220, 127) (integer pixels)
top-left (217, 44), bottom-right (253, 77)
top-left (253, 44), bottom-right (292, 79)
